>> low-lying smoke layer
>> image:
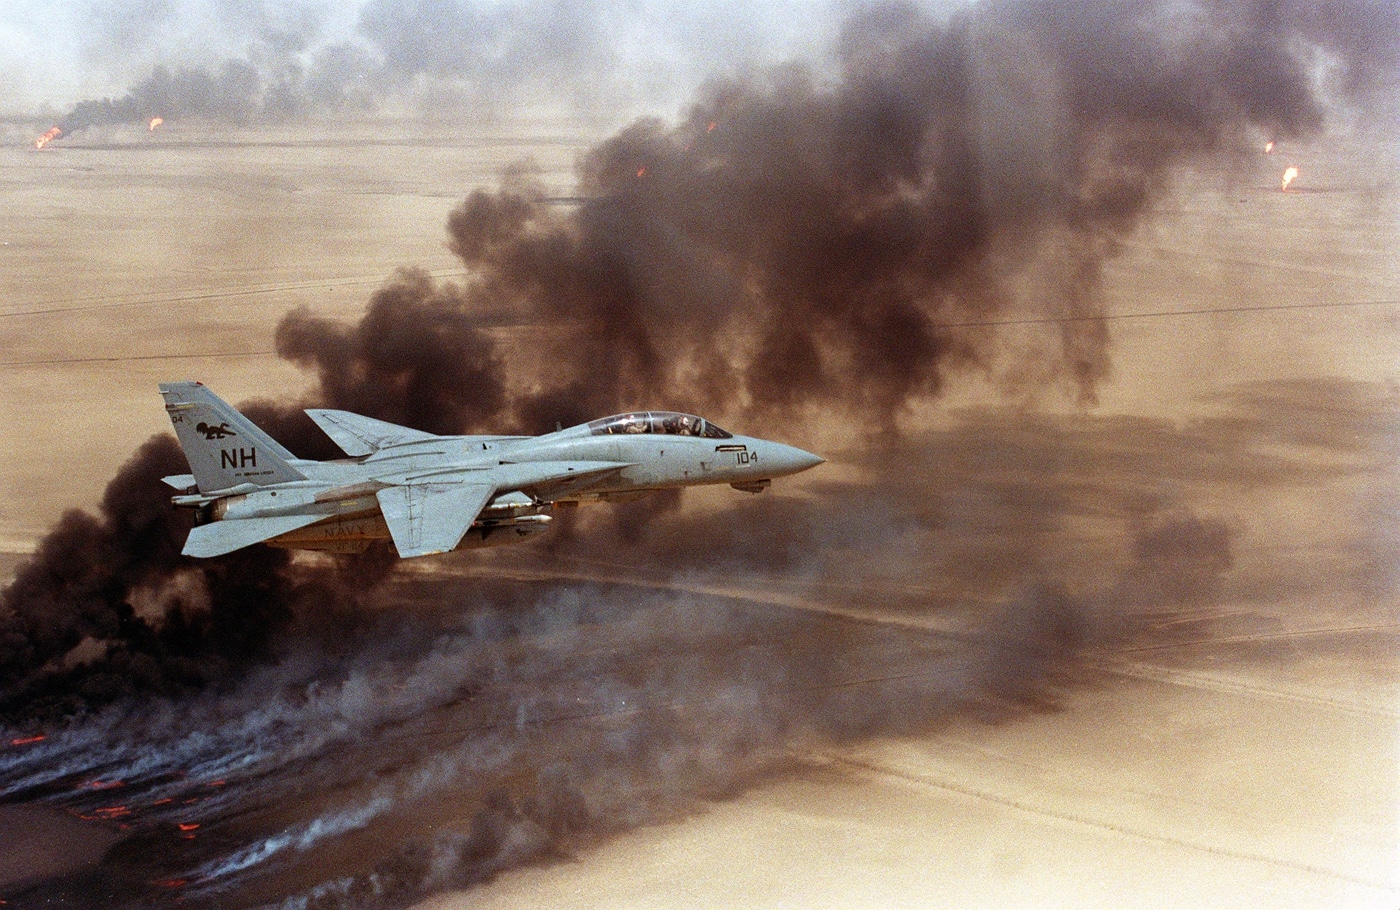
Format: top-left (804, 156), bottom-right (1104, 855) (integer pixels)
top-left (30, 0), bottom-right (831, 134)
top-left (2, 378), bottom-right (1392, 908)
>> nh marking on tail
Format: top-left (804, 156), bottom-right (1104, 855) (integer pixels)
top-left (221, 448), bottom-right (258, 469)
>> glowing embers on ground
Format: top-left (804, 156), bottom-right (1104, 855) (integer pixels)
top-left (33, 127), bottom-right (62, 150)
top-left (77, 804), bottom-right (133, 822)
top-left (1281, 165), bottom-right (1300, 191)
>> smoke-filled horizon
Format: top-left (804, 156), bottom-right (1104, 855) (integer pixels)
top-left (10, 0), bottom-right (1398, 138)
top-left (4, 0), bottom-right (839, 128)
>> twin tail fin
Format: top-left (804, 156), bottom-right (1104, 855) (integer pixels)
top-left (159, 381), bottom-right (306, 493)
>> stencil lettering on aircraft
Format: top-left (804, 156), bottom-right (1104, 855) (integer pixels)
top-left (220, 448), bottom-right (258, 469)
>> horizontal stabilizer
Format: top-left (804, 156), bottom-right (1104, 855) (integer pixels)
top-left (162, 474), bottom-right (197, 491)
top-left (376, 482), bottom-right (495, 558)
top-left (305, 409), bottom-right (439, 457)
top-left (183, 514), bottom-right (327, 558)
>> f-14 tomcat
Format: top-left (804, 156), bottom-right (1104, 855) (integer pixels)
top-left (159, 382), bottom-right (823, 559)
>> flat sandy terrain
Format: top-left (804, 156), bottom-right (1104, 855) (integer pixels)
top-left (433, 599), bottom-right (1398, 909)
top-left (0, 122), bottom-right (1395, 908)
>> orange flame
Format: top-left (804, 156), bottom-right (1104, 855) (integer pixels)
top-left (9, 734), bottom-right (45, 746)
top-left (34, 127), bottom-right (62, 150)
top-left (1280, 166), bottom-right (1299, 191)
top-left (1264, 140), bottom-right (1274, 154)
top-left (148, 116), bottom-right (164, 131)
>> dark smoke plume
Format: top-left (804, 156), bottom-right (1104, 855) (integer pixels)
top-left (35, 0), bottom-right (1398, 146)
top-left (276, 268), bottom-right (508, 436)
top-left (0, 438), bottom-right (303, 722)
top-left (270, 0), bottom-right (1399, 434)
top-left (58, 61), bottom-right (263, 133)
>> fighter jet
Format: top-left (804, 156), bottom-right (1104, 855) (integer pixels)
top-left (158, 382), bottom-right (824, 559)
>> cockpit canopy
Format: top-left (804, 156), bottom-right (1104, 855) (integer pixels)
top-left (588, 411), bottom-right (733, 439)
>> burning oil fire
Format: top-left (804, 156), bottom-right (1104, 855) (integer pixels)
top-left (1264, 140), bottom-right (1275, 154)
top-left (148, 116), bottom-right (164, 132)
top-left (1281, 165), bottom-right (1299, 191)
top-left (34, 127), bottom-right (62, 150)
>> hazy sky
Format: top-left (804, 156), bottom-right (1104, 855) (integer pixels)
top-left (0, 0), bottom-right (860, 120)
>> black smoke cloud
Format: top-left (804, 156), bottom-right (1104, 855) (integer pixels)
top-left (276, 269), bottom-right (508, 438)
top-left (273, 0), bottom-right (1397, 435)
top-left (0, 437), bottom-right (305, 722)
top-left (59, 61), bottom-right (264, 132)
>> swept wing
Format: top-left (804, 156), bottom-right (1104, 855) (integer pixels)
top-left (370, 461), bottom-right (631, 558)
top-left (375, 482), bottom-right (496, 558)
top-left (306, 409), bottom-right (525, 457)
top-left (305, 409), bottom-right (441, 457)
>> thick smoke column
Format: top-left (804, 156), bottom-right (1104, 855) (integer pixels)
top-left (275, 269), bottom-right (508, 437)
top-left (0, 438), bottom-right (302, 722)
top-left (278, 0), bottom-right (1398, 434)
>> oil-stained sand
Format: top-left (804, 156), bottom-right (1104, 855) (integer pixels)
top-left (0, 123), bottom-right (1396, 908)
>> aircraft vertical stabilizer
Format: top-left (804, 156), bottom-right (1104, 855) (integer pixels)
top-left (160, 382), bottom-right (306, 493)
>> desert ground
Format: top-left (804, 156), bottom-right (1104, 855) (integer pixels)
top-left (0, 121), bottom-right (1395, 908)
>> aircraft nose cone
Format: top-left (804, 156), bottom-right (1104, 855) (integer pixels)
top-left (768, 443), bottom-right (825, 476)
